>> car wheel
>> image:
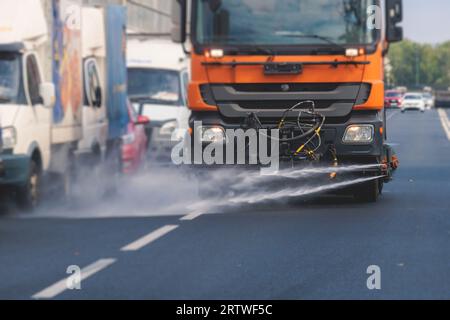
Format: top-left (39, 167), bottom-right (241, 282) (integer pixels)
top-left (16, 160), bottom-right (41, 211)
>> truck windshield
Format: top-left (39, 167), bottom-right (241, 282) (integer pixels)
top-left (128, 68), bottom-right (182, 106)
top-left (0, 53), bottom-right (21, 104)
top-left (195, 0), bottom-right (379, 49)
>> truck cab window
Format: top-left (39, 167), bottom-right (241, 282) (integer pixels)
top-left (181, 71), bottom-right (189, 105)
top-left (25, 55), bottom-right (42, 105)
top-left (84, 60), bottom-right (102, 107)
top-left (0, 53), bottom-right (22, 104)
top-left (128, 68), bottom-right (182, 106)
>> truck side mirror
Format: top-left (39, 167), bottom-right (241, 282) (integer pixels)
top-left (171, 0), bottom-right (187, 43)
top-left (39, 82), bottom-right (56, 108)
top-left (386, 0), bottom-right (403, 43)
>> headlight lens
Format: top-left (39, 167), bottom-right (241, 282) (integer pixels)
top-left (343, 125), bottom-right (374, 144)
top-left (159, 121), bottom-right (178, 137)
top-left (122, 132), bottom-right (136, 145)
top-left (199, 126), bottom-right (226, 144)
top-left (1, 127), bottom-right (17, 149)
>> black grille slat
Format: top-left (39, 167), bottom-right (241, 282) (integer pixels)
top-left (199, 83), bottom-right (371, 118)
top-left (228, 83), bottom-right (343, 92)
top-left (211, 84), bottom-right (361, 102)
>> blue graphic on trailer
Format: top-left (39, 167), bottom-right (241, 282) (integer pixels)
top-left (106, 5), bottom-right (129, 140)
top-left (52, 0), bottom-right (64, 123)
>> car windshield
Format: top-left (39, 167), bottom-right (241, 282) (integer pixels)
top-left (0, 53), bottom-right (21, 104)
top-left (128, 68), bottom-right (181, 106)
top-left (404, 95), bottom-right (422, 100)
top-left (195, 0), bottom-right (379, 48)
top-left (386, 92), bottom-right (401, 98)
top-left (423, 93), bottom-right (432, 98)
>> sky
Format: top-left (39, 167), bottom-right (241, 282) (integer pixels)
top-left (403, 0), bottom-right (450, 44)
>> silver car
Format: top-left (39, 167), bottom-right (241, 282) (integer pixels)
top-left (422, 93), bottom-right (435, 109)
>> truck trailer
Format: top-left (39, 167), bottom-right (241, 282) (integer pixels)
top-left (435, 89), bottom-right (450, 108)
top-left (171, 0), bottom-right (402, 202)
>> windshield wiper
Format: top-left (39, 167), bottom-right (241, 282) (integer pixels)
top-left (0, 96), bottom-right (11, 103)
top-left (129, 95), bottom-right (161, 103)
top-left (247, 46), bottom-right (276, 56)
top-left (280, 33), bottom-right (347, 51)
top-left (129, 95), bottom-right (179, 106)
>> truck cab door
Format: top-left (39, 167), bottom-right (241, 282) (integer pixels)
top-left (82, 58), bottom-right (107, 153)
top-left (178, 69), bottom-right (191, 132)
top-left (21, 53), bottom-right (51, 168)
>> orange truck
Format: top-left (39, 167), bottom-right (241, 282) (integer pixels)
top-left (171, 0), bottom-right (402, 202)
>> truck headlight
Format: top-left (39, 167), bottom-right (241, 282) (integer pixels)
top-left (343, 125), bottom-right (374, 144)
top-left (199, 126), bottom-right (225, 144)
top-left (159, 121), bottom-right (178, 137)
top-left (1, 127), bottom-right (17, 149)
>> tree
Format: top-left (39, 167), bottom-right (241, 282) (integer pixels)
top-left (387, 40), bottom-right (450, 90)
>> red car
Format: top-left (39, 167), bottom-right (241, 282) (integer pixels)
top-left (122, 101), bottom-right (150, 174)
top-left (385, 90), bottom-right (403, 108)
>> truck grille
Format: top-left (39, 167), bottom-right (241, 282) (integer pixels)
top-left (200, 83), bottom-right (371, 119)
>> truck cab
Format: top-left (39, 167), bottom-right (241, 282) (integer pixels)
top-left (0, 43), bottom-right (55, 173)
top-left (77, 4), bottom-right (130, 193)
top-left (0, 0), bottom-right (59, 208)
top-left (0, 0), bottom-right (86, 209)
top-left (127, 38), bottom-right (190, 161)
top-left (78, 7), bottom-right (109, 165)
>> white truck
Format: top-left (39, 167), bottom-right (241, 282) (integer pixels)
top-left (77, 7), bottom-right (109, 167)
top-left (76, 5), bottom-right (130, 190)
top-left (0, 0), bottom-right (85, 209)
top-left (127, 38), bottom-right (190, 162)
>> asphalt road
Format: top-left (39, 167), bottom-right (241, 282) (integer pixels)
top-left (1, 108), bottom-right (450, 300)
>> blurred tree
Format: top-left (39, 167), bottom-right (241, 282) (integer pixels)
top-left (387, 40), bottom-right (450, 90)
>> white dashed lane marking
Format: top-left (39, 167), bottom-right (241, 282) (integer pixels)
top-left (180, 211), bottom-right (204, 221)
top-left (121, 225), bottom-right (179, 252)
top-left (387, 110), bottom-right (400, 120)
top-left (31, 207), bottom-right (205, 299)
top-left (438, 109), bottom-right (450, 141)
top-left (32, 258), bottom-right (116, 300)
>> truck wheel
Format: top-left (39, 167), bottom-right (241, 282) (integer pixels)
top-left (103, 142), bottom-right (122, 197)
top-left (16, 160), bottom-right (41, 211)
top-left (354, 178), bottom-right (380, 203)
top-left (59, 154), bottom-right (77, 204)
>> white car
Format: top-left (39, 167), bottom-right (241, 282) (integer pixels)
top-left (422, 93), bottom-right (435, 109)
top-left (401, 93), bottom-right (426, 113)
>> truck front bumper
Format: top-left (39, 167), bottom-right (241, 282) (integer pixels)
top-left (190, 110), bottom-right (385, 160)
top-left (0, 153), bottom-right (31, 187)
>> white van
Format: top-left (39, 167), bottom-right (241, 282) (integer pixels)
top-left (0, 0), bottom-right (82, 209)
top-left (127, 38), bottom-right (190, 161)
